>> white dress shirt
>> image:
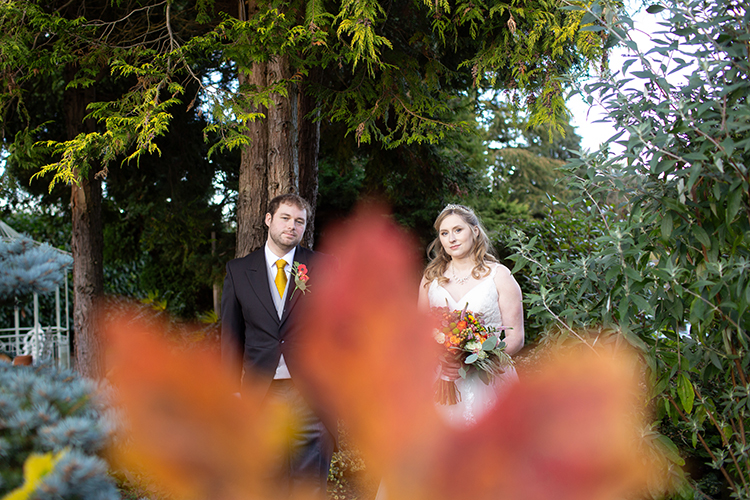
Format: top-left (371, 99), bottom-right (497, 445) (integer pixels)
top-left (264, 243), bottom-right (295, 379)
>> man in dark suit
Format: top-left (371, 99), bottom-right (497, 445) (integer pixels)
top-left (221, 193), bottom-right (335, 497)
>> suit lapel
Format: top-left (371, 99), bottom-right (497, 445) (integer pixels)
top-left (280, 246), bottom-right (310, 326)
top-left (245, 250), bottom-right (280, 325)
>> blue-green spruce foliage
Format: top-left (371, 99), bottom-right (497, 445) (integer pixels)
top-left (0, 362), bottom-right (119, 499)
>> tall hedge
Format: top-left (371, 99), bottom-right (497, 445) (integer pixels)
top-left (508, 0), bottom-right (750, 497)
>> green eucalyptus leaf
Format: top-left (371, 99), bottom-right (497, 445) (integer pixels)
top-left (677, 373), bottom-right (695, 414)
top-left (482, 336), bottom-right (498, 351)
top-left (656, 434), bottom-right (685, 466)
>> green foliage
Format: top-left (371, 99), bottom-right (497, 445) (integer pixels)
top-left (1, 0), bottom-right (605, 189)
top-left (326, 424), bottom-right (376, 500)
top-left (336, 0), bottom-right (394, 75)
top-left (315, 105), bottom-right (485, 249)
top-left (492, 149), bottom-right (568, 215)
top-left (508, 0), bottom-right (750, 496)
top-left (99, 89), bottom-right (231, 319)
top-left (478, 94), bottom-right (582, 216)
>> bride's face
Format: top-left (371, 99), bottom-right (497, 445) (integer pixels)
top-left (438, 214), bottom-right (478, 260)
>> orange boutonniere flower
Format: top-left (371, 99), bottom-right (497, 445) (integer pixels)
top-left (290, 261), bottom-right (310, 298)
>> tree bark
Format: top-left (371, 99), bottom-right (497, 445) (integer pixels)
top-left (235, 60), bottom-right (269, 258)
top-left (65, 64), bottom-right (104, 378)
top-left (234, 1), bottom-right (320, 255)
top-left (235, 0), bottom-right (268, 258)
top-left (266, 54), bottom-right (298, 199)
top-left (298, 74), bottom-right (321, 248)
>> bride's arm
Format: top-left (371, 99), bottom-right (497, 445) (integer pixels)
top-left (494, 264), bottom-right (525, 356)
top-left (419, 274), bottom-right (460, 380)
top-left (417, 275), bottom-right (431, 311)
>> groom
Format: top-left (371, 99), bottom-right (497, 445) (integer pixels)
top-left (221, 193), bottom-right (335, 497)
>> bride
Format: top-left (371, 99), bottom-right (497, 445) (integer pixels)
top-left (374, 204), bottom-right (526, 500)
top-left (418, 204), bottom-right (524, 427)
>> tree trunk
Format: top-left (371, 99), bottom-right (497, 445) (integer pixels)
top-left (70, 170), bottom-right (104, 378)
top-left (234, 1), bottom-right (320, 255)
top-left (235, 60), bottom-right (269, 258)
top-left (298, 74), bottom-right (321, 249)
top-left (65, 65), bottom-right (104, 378)
top-left (266, 55), bottom-right (298, 199)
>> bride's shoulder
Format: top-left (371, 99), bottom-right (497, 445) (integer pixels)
top-left (490, 262), bottom-right (522, 296)
top-left (487, 262), bottom-right (511, 275)
top-left (489, 262), bottom-right (515, 282)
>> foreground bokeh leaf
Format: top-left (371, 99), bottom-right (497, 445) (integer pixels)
top-left (103, 204), bottom-right (670, 500)
top-left (296, 204), bottom-right (666, 500)
top-left (104, 311), bottom-right (289, 500)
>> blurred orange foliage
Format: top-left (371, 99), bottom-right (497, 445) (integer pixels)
top-left (103, 204), bottom-right (668, 500)
top-left (104, 311), bottom-right (284, 500)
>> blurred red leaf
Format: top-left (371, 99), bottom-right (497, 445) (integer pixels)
top-left (296, 204), bottom-right (444, 478)
top-left (102, 204), bottom-right (670, 500)
top-left (296, 204), bottom-right (666, 500)
top-left (103, 309), bottom-right (287, 500)
top-left (430, 347), bottom-right (655, 500)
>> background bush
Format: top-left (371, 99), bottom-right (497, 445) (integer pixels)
top-left (0, 362), bottom-right (119, 499)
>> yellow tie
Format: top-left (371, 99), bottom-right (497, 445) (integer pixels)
top-left (274, 259), bottom-right (288, 298)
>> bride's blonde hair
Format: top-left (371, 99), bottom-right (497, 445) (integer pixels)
top-left (423, 204), bottom-right (497, 287)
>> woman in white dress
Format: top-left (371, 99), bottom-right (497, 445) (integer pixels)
top-left (374, 204), bottom-right (526, 500)
top-left (418, 204), bottom-right (524, 428)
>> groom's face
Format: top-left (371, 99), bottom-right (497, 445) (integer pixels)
top-left (265, 202), bottom-right (307, 255)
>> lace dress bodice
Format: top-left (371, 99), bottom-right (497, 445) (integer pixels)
top-left (427, 264), bottom-right (518, 427)
top-left (427, 265), bottom-right (503, 331)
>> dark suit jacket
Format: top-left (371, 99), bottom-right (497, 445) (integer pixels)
top-left (221, 244), bottom-right (318, 395)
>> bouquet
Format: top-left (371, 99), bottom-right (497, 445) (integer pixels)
top-left (432, 304), bottom-right (513, 405)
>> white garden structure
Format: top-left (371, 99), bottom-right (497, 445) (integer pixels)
top-left (0, 220), bottom-right (71, 368)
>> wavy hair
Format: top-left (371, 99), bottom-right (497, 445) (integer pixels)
top-left (423, 204), bottom-right (497, 287)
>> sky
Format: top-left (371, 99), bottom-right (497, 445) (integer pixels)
top-left (566, 2), bottom-right (665, 153)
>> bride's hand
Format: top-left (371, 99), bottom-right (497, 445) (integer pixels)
top-left (439, 353), bottom-right (462, 381)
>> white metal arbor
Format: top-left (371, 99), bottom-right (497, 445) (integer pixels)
top-left (0, 220), bottom-right (71, 368)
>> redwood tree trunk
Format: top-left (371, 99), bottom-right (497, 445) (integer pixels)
top-left (65, 64), bottom-right (104, 378)
top-left (298, 74), bottom-right (321, 248)
top-left (234, 0), bottom-right (320, 256)
top-left (235, 59), bottom-right (269, 258)
top-left (70, 170), bottom-right (104, 378)
top-left (266, 54), bottom-right (298, 199)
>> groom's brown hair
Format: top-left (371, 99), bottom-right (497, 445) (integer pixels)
top-left (267, 193), bottom-right (312, 222)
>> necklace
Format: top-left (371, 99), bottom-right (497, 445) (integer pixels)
top-left (451, 265), bottom-right (472, 285)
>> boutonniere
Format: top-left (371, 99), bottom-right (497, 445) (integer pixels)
top-left (290, 261), bottom-right (310, 297)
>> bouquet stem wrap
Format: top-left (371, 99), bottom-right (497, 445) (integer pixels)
top-left (432, 304), bottom-right (512, 406)
top-left (435, 378), bottom-right (461, 405)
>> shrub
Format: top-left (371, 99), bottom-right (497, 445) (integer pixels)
top-left (0, 362), bottom-right (119, 499)
top-left (508, 0), bottom-right (750, 496)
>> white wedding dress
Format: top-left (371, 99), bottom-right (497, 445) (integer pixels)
top-left (373, 265), bottom-right (520, 500)
top-left (428, 264), bottom-right (519, 428)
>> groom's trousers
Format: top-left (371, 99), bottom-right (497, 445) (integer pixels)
top-left (265, 379), bottom-right (335, 498)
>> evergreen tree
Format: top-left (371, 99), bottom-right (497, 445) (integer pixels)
top-left (0, 363), bottom-right (119, 499)
top-left (0, 0), bottom-right (605, 376)
top-left (0, 233), bottom-right (72, 301)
